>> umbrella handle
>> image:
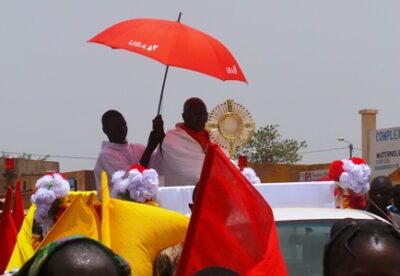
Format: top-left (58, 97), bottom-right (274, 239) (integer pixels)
top-left (157, 65), bottom-right (170, 115)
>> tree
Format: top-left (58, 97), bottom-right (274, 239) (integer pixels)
top-left (236, 125), bottom-right (307, 164)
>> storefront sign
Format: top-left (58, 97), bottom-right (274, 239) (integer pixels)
top-left (369, 127), bottom-right (400, 178)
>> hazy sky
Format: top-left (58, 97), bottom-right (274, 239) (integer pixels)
top-left (1, 1), bottom-right (399, 172)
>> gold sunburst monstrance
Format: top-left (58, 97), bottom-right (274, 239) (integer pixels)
top-left (206, 99), bottom-right (255, 157)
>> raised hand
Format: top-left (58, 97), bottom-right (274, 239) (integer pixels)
top-left (152, 114), bottom-right (165, 134)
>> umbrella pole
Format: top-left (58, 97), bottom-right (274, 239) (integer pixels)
top-left (157, 65), bottom-right (170, 115)
top-left (156, 12), bottom-right (181, 115)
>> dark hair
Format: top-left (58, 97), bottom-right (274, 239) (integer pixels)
top-left (369, 176), bottom-right (392, 194)
top-left (41, 239), bottom-right (126, 276)
top-left (323, 219), bottom-right (400, 276)
top-left (183, 97), bottom-right (206, 113)
top-left (102, 109), bottom-right (123, 128)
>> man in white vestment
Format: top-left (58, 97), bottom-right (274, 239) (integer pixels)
top-left (94, 110), bottom-right (163, 197)
top-left (161, 98), bottom-right (211, 186)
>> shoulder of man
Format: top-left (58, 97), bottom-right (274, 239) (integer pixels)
top-left (164, 127), bottom-right (192, 141)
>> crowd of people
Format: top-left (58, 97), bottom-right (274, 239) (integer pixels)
top-left (366, 175), bottom-right (400, 226)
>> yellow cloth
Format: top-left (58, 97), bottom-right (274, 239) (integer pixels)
top-left (101, 171), bottom-right (111, 247)
top-left (100, 171), bottom-right (189, 276)
top-left (7, 173), bottom-right (189, 276)
top-left (6, 205), bottom-right (36, 271)
top-left (62, 190), bottom-right (100, 205)
top-left (38, 195), bottom-right (99, 249)
top-left (6, 192), bottom-right (99, 271)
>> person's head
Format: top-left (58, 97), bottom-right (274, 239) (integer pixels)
top-left (194, 266), bottom-right (239, 276)
top-left (369, 176), bottom-right (393, 209)
top-left (392, 184), bottom-right (400, 208)
top-left (324, 219), bottom-right (400, 276)
top-left (182, 98), bottom-right (208, 132)
top-left (16, 236), bottom-right (130, 276)
top-left (102, 110), bottom-right (128, 144)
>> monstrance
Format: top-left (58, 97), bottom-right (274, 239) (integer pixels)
top-left (206, 99), bottom-right (255, 157)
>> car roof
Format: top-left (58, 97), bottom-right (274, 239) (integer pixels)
top-left (273, 207), bottom-right (387, 222)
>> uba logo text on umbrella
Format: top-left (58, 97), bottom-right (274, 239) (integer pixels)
top-left (128, 40), bottom-right (159, 52)
top-left (226, 65), bottom-right (238, 75)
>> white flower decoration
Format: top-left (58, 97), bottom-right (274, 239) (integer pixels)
top-left (112, 170), bottom-right (126, 182)
top-left (35, 175), bottom-right (53, 189)
top-left (339, 159), bottom-right (371, 194)
top-left (230, 159), bottom-right (261, 184)
top-left (127, 169), bottom-right (142, 183)
top-left (242, 167), bottom-right (261, 184)
top-left (31, 188), bottom-right (56, 205)
top-left (52, 173), bottom-right (70, 198)
top-left (111, 166), bottom-right (159, 202)
top-left (31, 173), bottom-right (70, 234)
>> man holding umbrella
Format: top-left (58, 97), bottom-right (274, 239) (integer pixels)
top-left (94, 110), bottom-right (164, 198)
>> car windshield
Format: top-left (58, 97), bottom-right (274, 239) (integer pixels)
top-left (276, 219), bottom-right (371, 276)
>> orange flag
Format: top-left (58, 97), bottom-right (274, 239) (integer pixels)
top-left (12, 179), bottom-right (25, 232)
top-left (0, 185), bottom-right (17, 273)
top-left (176, 144), bottom-right (287, 276)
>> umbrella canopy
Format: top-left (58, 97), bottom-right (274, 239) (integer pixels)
top-left (88, 13), bottom-right (247, 114)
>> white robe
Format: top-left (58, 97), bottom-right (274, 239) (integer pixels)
top-left (94, 141), bottom-right (161, 198)
top-left (161, 127), bottom-right (206, 186)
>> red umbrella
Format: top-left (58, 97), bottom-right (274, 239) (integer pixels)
top-left (88, 12), bottom-right (247, 114)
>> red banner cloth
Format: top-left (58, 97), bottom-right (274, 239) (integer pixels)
top-left (12, 179), bottom-right (25, 232)
top-left (0, 185), bottom-right (17, 274)
top-left (176, 144), bottom-right (287, 276)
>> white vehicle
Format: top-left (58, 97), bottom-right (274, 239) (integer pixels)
top-left (273, 208), bottom-right (386, 276)
top-left (157, 184), bottom-right (389, 275)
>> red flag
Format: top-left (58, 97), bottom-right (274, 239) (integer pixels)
top-left (0, 185), bottom-right (17, 273)
top-left (12, 179), bottom-right (25, 232)
top-left (1, 184), bottom-right (12, 215)
top-left (176, 144), bottom-right (287, 275)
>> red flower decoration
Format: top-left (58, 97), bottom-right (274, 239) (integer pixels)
top-left (129, 163), bottom-right (145, 173)
top-left (350, 157), bottom-right (365, 165)
top-left (328, 160), bottom-right (344, 181)
top-left (327, 157), bottom-right (367, 181)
